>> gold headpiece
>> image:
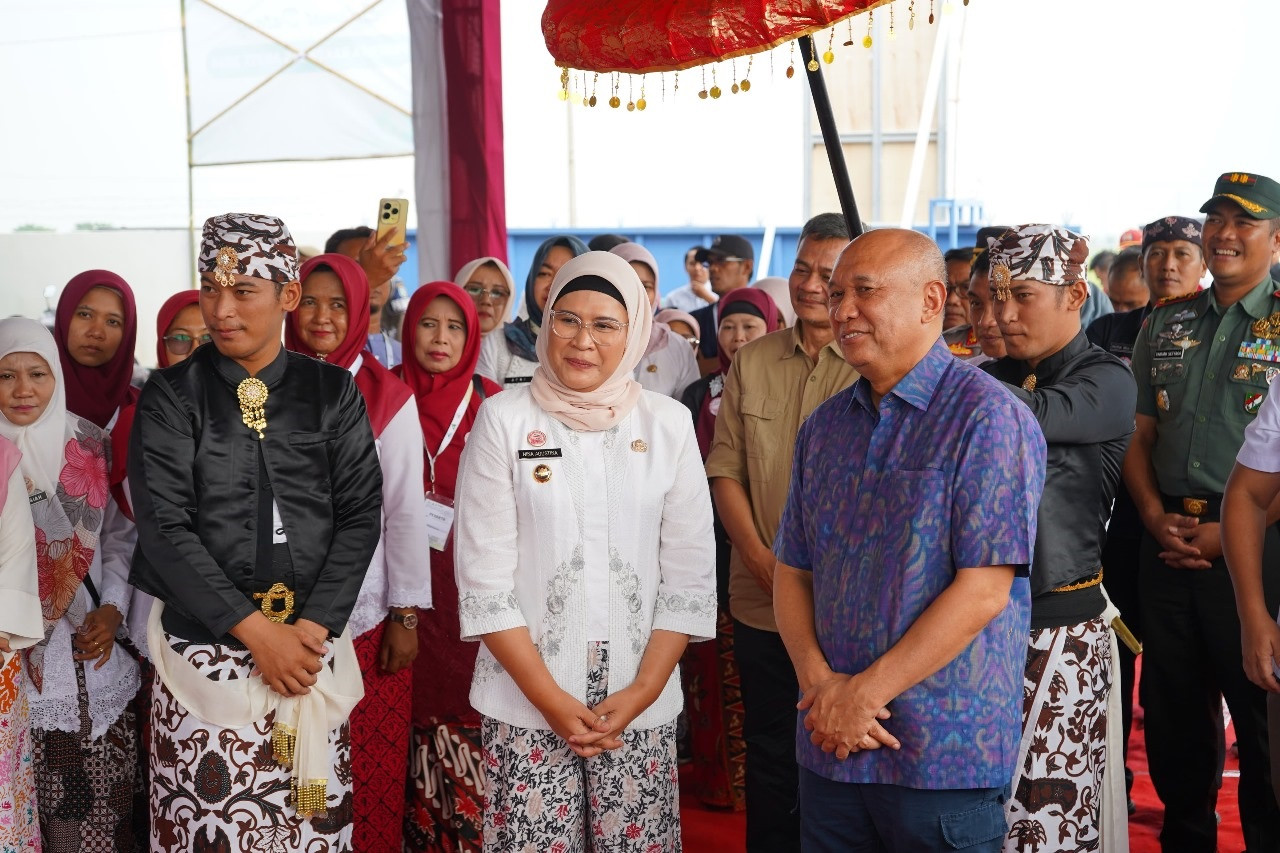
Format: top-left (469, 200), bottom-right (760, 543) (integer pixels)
top-left (991, 262), bottom-right (1013, 302)
top-left (215, 246), bottom-right (240, 288)
top-left (237, 377), bottom-right (268, 439)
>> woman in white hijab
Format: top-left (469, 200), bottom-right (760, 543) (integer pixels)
top-left (454, 251), bottom-right (716, 852)
top-left (0, 317), bottom-right (140, 850)
top-left (457, 255), bottom-right (517, 413)
top-left (610, 242), bottom-right (701, 400)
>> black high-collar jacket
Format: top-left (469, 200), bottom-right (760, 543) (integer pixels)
top-left (129, 343), bottom-right (383, 643)
top-left (984, 332), bottom-right (1135, 602)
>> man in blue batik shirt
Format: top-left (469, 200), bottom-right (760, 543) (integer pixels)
top-left (773, 228), bottom-right (1046, 852)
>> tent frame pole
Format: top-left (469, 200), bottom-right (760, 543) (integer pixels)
top-left (799, 35), bottom-right (863, 238)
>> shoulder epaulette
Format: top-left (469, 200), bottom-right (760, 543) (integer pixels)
top-left (1155, 290), bottom-right (1201, 307)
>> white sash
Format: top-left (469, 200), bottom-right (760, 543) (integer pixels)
top-left (147, 602), bottom-right (364, 808)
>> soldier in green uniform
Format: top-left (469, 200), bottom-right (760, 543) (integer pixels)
top-left (1124, 171), bottom-right (1280, 852)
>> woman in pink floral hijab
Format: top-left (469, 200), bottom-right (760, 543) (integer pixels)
top-left (0, 317), bottom-right (140, 850)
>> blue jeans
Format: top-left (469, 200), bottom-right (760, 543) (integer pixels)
top-left (798, 768), bottom-right (1009, 852)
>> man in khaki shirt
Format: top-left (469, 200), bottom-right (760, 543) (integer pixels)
top-left (706, 212), bottom-right (859, 851)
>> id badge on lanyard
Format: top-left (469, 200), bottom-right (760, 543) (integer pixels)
top-left (424, 382), bottom-right (474, 550)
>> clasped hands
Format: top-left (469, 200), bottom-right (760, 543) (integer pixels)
top-left (799, 668), bottom-right (901, 760)
top-left (248, 618), bottom-right (331, 699)
top-left (1152, 513), bottom-right (1220, 570)
top-left (540, 685), bottom-right (655, 759)
top-left (73, 603), bottom-right (123, 669)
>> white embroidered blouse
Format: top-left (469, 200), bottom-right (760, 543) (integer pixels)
top-left (454, 387), bottom-right (716, 731)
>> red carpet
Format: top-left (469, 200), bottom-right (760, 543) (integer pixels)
top-left (678, 675), bottom-right (1248, 852)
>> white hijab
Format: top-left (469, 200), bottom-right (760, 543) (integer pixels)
top-left (0, 318), bottom-right (69, 494)
top-left (453, 255), bottom-right (516, 330)
top-left (530, 251), bottom-right (652, 432)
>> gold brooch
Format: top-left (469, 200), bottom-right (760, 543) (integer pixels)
top-left (631, 439), bottom-right (648, 453)
top-left (215, 245), bottom-right (240, 287)
top-left (533, 464), bottom-right (552, 483)
top-left (237, 377), bottom-right (268, 439)
top-left (1021, 374), bottom-right (1037, 392)
top-left (252, 582), bottom-right (295, 623)
top-left (991, 262), bottom-right (1013, 302)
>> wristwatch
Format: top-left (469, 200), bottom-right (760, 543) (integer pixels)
top-left (388, 610), bottom-right (419, 630)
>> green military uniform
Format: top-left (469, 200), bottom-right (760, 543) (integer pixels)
top-left (1131, 275), bottom-right (1280, 498)
top-left (1134, 170), bottom-right (1280, 850)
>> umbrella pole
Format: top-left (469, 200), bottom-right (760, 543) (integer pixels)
top-left (799, 35), bottom-right (864, 238)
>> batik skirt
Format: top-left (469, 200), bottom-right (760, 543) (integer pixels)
top-left (481, 642), bottom-right (680, 853)
top-left (0, 652), bottom-right (39, 852)
top-left (1003, 618), bottom-right (1112, 852)
top-left (680, 610), bottom-right (745, 810)
top-left (148, 637), bottom-right (352, 853)
top-left (348, 623), bottom-right (411, 852)
top-left (32, 660), bottom-right (135, 853)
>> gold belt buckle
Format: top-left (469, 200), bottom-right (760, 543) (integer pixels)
top-left (252, 582), bottom-right (295, 623)
top-left (1182, 497), bottom-right (1208, 517)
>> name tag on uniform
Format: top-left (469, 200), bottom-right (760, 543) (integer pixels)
top-left (504, 376), bottom-right (533, 385)
top-left (425, 493), bottom-right (455, 551)
top-left (28, 490), bottom-right (47, 505)
top-left (518, 448), bottom-right (563, 460)
top-left (1154, 348), bottom-right (1184, 360)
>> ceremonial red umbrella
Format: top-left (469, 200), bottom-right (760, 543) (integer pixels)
top-left (542, 0), bottom-right (936, 237)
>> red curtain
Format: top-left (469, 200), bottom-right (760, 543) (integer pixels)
top-left (444, 0), bottom-right (508, 272)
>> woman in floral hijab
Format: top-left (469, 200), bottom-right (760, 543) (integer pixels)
top-left (0, 317), bottom-right (140, 851)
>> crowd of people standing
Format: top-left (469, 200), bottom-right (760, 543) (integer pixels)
top-left (1, 169), bottom-right (1279, 853)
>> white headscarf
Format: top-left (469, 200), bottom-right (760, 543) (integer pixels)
top-left (0, 318), bottom-right (69, 494)
top-left (530, 251), bottom-right (652, 432)
top-left (453, 256), bottom-right (517, 328)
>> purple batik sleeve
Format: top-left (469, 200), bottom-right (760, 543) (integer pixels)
top-left (773, 417), bottom-right (814, 572)
top-left (949, 401), bottom-right (1046, 573)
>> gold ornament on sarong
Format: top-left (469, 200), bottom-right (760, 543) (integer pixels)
top-left (991, 262), bottom-right (1013, 302)
top-left (214, 245), bottom-right (240, 288)
top-left (270, 722), bottom-right (328, 816)
top-left (237, 377), bottom-right (268, 439)
top-left (252, 582), bottom-right (295, 623)
top-left (1021, 374), bottom-right (1037, 392)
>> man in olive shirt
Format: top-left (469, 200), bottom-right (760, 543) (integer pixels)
top-left (706, 212), bottom-right (859, 851)
top-left (1124, 172), bottom-right (1280, 852)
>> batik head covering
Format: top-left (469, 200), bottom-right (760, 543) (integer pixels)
top-left (454, 256), bottom-right (516, 331)
top-left (397, 282), bottom-right (500, 494)
top-left (0, 318), bottom-right (107, 691)
top-left (286, 254), bottom-right (412, 437)
top-left (199, 212), bottom-right (299, 286)
top-left (155, 290), bottom-right (201, 368)
top-left (986, 225), bottom-right (1090, 301)
top-left (54, 270), bottom-right (138, 428)
top-left (1141, 216), bottom-right (1203, 252)
top-left (609, 242), bottom-right (668, 357)
top-left (531, 252), bottom-right (652, 432)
